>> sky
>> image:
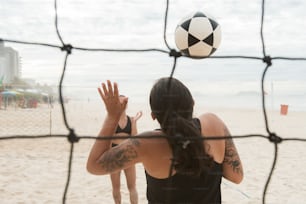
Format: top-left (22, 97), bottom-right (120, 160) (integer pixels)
top-left (1, 0), bottom-right (306, 53)
top-left (0, 0), bottom-right (305, 109)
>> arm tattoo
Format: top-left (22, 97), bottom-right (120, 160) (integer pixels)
top-left (223, 127), bottom-right (243, 175)
top-left (99, 139), bottom-right (140, 172)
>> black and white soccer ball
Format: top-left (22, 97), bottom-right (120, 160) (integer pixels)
top-left (175, 11), bottom-right (221, 58)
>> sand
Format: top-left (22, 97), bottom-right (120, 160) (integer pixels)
top-left (1, 100), bottom-right (306, 204)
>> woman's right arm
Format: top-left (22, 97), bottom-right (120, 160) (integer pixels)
top-left (199, 113), bottom-right (243, 184)
top-left (131, 111), bottom-right (142, 136)
top-left (221, 125), bottom-right (243, 184)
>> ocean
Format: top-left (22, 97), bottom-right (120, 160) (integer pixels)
top-left (1, 0), bottom-right (306, 111)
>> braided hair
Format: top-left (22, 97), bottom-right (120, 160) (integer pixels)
top-left (149, 77), bottom-right (213, 177)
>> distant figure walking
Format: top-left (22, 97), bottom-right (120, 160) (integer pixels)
top-left (110, 95), bottom-right (142, 204)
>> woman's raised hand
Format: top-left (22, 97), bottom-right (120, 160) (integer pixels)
top-left (98, 80), bottom-right (128, 118)
top-left (134, 111), bottom-right (143, 121)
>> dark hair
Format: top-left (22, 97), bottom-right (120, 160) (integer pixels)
top-left (149, 77), bottom-right (213, 177)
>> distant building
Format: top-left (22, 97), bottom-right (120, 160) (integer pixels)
top-left (0, 41), bottom-right (21, 83)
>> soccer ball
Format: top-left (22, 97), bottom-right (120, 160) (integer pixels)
top-left (175, 11), bottom-right (221, 58)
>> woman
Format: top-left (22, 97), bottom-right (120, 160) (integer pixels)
top-left (87, 78), bottom-right (243, 203)
top-left (110, 95), bottom-right (142, 204)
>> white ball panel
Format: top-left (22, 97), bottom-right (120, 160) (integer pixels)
top-left (213, 26), bottom-right (222, 48)
top-left (188, 17), bottom-right (213, 40)
top-left (175, 26), bottom-right (189, 49)
top-left (188, 41), bottom-right (212, 57)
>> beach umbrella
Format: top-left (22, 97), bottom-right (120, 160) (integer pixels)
top-left (0, 90), bottom-right (18, 97)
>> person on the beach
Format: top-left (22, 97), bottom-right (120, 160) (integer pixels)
top-left (110, 95), bottom-right (142, 204)
top-left (87, 78), bottom-right (243, 203)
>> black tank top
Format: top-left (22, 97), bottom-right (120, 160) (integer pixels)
top-left (115, 116), bottom-right (132, 134)
top-left (145, 118), bottom-right (222, 203)
top-left (145, 162), bottom-right (222, 204)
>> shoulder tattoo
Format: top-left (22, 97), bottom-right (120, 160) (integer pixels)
top-left (99, 139), bottom-right (140, 172)
top-left (223, 127), bottom-right (243, 175)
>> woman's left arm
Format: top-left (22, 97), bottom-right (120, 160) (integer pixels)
top-left (87, 80), bottom-right (136, 175)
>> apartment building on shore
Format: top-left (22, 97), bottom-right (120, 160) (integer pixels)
top-left (0, 41), bottom-right (20, 84)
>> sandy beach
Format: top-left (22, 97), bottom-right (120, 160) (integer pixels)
top-left (1, 100), bottom-right (306, 204)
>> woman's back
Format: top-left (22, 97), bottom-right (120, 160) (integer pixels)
top-left (136, 114), bottom-right (224, 203)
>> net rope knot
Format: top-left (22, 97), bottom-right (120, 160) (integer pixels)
top-left (67, 129), bottom-right (79, 143)
top-left (61, 44), bottom-right (73, 54)
top-left (268, 132), bottom-right (282, 144)
top-left (263, 55), bottom-right (272, 66)
top-left (169, 49), bottom-right (182, 58)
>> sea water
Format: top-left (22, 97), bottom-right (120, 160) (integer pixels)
top-left (1, 0), bottom-right (306, 111)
